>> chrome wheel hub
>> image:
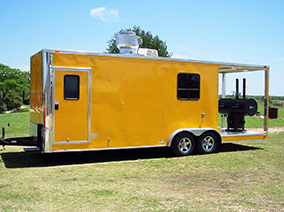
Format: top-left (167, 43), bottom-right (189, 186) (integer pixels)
top-left (178, 138), bottom-right (192, 153)
top-left (202, 136), bottom-right (214, 151)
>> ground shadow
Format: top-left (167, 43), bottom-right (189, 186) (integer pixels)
top-left (1, 143), bottom-right (263, 169)
top-left (217, 143), bottom-right (263, 153)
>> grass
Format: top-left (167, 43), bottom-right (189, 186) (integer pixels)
top-left (0, 105), bottom-right (30, 137)
top-left (0, 134), bottom-right (283, 211)
top-left (0, 106), bottom-right (284, 211)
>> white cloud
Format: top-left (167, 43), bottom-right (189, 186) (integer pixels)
top-left (171, 45), bottom-right (198, 59)
top-left (175, 45), bottom-right (196, 55)
top-left (172, 54), bottom-right (187, 59)
top-left (90, 7), bottom-right (120, 22)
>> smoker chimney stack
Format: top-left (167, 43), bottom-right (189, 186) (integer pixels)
top-left (243, 78), bottom-right (246, 99)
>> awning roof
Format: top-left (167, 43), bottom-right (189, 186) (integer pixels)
top-left (218, 64), bottom-right (269, 73)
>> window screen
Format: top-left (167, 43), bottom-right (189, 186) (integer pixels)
top-left (177, 73), bottom-right (200, 100)
top-left (64, 75), bottom-right (80, 100)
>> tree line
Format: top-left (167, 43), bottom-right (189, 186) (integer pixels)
top-left (0, 63), bottom-right (30, 112)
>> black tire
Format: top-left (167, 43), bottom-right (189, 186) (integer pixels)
top-left (171, 132), bottom-right (195, 156)
top-left (196, 132), bottom-right (218, 154)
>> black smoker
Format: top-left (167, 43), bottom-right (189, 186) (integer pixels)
top-left (219, 78), bottom-right (258, 131)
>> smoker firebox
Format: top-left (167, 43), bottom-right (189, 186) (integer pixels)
top-left (219, 78), bottom-right (258, 131)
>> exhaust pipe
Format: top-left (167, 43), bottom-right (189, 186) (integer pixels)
top-left (243, 78), bottom-right (246, 99)
top-left (236, 78), bottom-right (239, 99)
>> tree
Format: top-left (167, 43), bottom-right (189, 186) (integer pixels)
top-left (0, 63), bottom-right (30, 104)
top-left (106, 26), bottom-right (172, 57)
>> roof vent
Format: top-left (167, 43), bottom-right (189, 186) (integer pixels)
top-left (116, 31), bottom-right (142, 54)
top-left (138, 48), bottom-right (158, 57)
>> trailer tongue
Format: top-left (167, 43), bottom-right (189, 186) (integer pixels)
top-left (1, 123), bottom-right (42, 152)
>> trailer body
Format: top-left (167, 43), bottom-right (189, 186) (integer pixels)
top-left (2, 49), bottom-right (269, 155)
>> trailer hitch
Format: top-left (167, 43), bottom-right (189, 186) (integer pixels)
top-left (0, 123), bottom-right (40, 151)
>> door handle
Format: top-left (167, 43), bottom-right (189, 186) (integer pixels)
top-left (55, 101), bottom-right (59, 110)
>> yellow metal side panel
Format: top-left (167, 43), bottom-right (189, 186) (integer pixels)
top-left (30, 52), bottom-right (43, 124)
top-left (164, 62), bottom-right (219, 138)
top-left (199, 64), bottom-right (219, 129)
top-left (89, 57), bottom-right (125, 148)
top-left (51, 53), bottom-right (219, 151)
top-left (52, 53), bottom-right (125, 150)
top-left (123, 59), bottom-right (165, 147)
top-left (165, 62), bottom-right (200, 132)
top-left (52, 53), bottom-right (96, 68)
top-left (52, 53), bottom-right (166, 149)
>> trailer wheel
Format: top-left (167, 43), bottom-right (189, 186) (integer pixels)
top-left (197, 132), bottom-right (218, 154)
top-left (171, 133), bottom-right (195, 156)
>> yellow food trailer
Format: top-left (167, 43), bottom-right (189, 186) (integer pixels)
top-left (0, 32), bottom-right (269, 156)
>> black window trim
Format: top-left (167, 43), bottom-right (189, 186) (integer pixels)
top-left (177, 72), bottom-right (200, 101)
top-left (64, 74), bottom-right (80, 100)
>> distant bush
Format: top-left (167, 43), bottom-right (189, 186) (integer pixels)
top-left (12, 99), bottom-right (22, 109)
top-left (270, 100), bottom-right (284, 107)
top-left (0, 99), bottom-right (7, 112)
top-left (0, 98), bottom-right (23, 112)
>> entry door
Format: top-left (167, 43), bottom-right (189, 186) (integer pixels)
top-left (54, 68), bottom-right (90, 144)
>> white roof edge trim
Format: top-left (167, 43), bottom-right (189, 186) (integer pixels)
top-left (40, 49), bottom-right (269, 72)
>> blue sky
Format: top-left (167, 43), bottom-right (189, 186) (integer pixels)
top-left (0, 0), bottom-right (283, 96)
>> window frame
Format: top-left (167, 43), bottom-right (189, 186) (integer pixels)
top-left (177, 73), bottom-right (200, 101)
top-left (64, 74), bottom-right (80, 100)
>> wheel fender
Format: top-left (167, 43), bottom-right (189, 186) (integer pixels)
top-left (167, 128), bottom-right (222, 147)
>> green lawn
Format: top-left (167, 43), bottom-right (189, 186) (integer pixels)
top-left (0, 106), bottom-right (284, 211)
top-left (0, 105), bottom-right (30, 137)
top-left (0, 133), bottom-right (283, 211)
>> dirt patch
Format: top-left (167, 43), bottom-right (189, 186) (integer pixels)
top-left (249, 127), bottom-right (284, 134)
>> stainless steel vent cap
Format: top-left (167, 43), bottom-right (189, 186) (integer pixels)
top-left (116, 31), bottom-right (142, 54)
